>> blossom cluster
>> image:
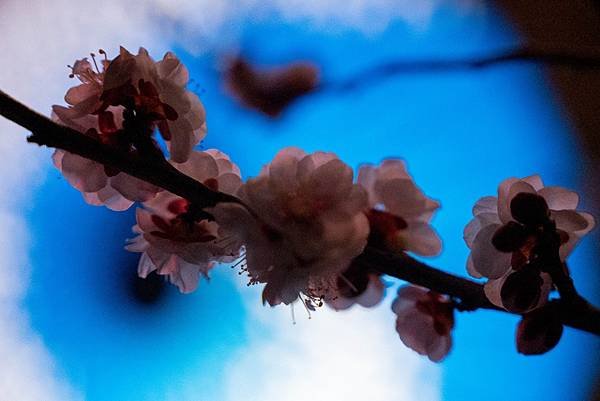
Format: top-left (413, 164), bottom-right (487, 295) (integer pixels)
top-left (51, 47), bottom-right (596, 362)
top-left (53, 47), bottom-right (206, 210)
top-left (464, 176), bottom-right (594, 313)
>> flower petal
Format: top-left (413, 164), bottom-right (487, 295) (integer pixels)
top-left (470, 224), bottom-right (512, 279)
top-left (538, 186), bottom-right (579, 210)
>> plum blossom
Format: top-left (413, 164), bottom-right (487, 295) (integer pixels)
top-left (391, 285), bottom-right (454, 362)
top-left (126, 150), bottom-right (243, 293)
top-left (212, 147), bottom-right (370, 308)
top-left (326, 159), bottom-right (440, 311)
top-left (358, 159), bottom-right (441, 256)
top-left (52, 47), bottom-right (207, 210)
top-left (464, 175), bottom-right (595, 312)
top-left (101, 47), bottom-right (207, 163)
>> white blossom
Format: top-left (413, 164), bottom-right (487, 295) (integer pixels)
top-left (391, 286), bottom-right (454, 362)
top-left (212, 147), bottom-right (370, 307)
top-left (464, 175), bottom-right (595, 312)
top-left (52, 47), bottom-right (207, 210)
top-left (358, 159), bottom-right (441, 256)
top-left (126, 150), bottom-right (243, 293)
top-left (102, 47), bottom-right (207, 163)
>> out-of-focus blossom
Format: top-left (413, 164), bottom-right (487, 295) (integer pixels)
top-left (391, 286), bottom-right (454, 362)
top-left (126, 150), bottom-right (243, 293)
top-left (212, 147), bottom-right (369, 308)
top-left (516, 304), bottom-right (563, 355)
top-left (464, 175), bottom-right (595, 312)
top-left (101, 47), bottom-right (207, 163)
top-left (225, 57), bottom-right (319, 118)
top-left (52, 47), bottom-right (207, 210)
top-left (327, 261), bottom-right (385, 310)
top-left (358, 159), bottom-right (441, 256)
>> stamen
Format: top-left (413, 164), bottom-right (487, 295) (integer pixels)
top-left (90, 52), bottom-right (100, 73)
top-left (232, 257), bottom-right (246, 269)
top-left (299, 295), bottom-right (312, 319)
top-left (67, 65), bottom-right (75, 78)
top-left (98, 49), bottom-right (108, 61)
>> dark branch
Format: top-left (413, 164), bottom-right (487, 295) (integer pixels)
top-left (358, 247), bottom-right (600, 336)
top-left (321, 45), bottom-right (600, 92)
top-left (1, 88), bottom-right (599, 336)
top-left (0, 90), bottom-right (236, 209)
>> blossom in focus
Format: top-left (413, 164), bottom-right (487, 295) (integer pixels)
top-left (212, 147), bottom-right (369, 308)
top-left (391, 285), bottom-right (454, 362)
top-left (126, 150), bottom-right (243, 293)
top-left (358, 159), bottom-right (441, 256)
top-left (326, 261), bottom-right (386, 310)
top-left (225, 57), bottom-right (319, 118)
top-left (464, 175), bottom-right (595, 312)
top-left (52, 47), bottom-right (206, 210)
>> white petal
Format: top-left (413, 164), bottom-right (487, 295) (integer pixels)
top-left (173, 151), bottom-right (219, 182)
top-left (125, 234), bottom-right (149, 253)
top-left (463, 212), bottom-right (501, 248)
top-left (376, 178), bottom-right (435, 219)
top-left (497, 177), bottom-right (519, 223)
top-left (137, 252), bottom-right (157, 278)
top-left (61, 152), bottom-right (107, 193)
top-left (427, 334), bottom-right (452, 362)
top-left (169, 261), bottom-right (204, 294)
top-left (356, 275), bottom-right (386, 308)
top-left (398, 222), bottom-right (442, 256)
top-left (391, 286), bottom-right (423, 315)
top-left (538, 186), bottom-right (579, 210)
top-left (466, 254), bottom-right (482, 278)
top-left (483, 275), bottom-right (506, 309)
top-left (378, 159), bottom-right (410, 180)
top-left (523, 175), bottom-right (544, 191)
top-left (552, 210), bottom-right (591, 232)
top-left (472, 196), bottom-right (498, 216)
top-left (395, 310), bottom-right (438, 358)
top-left (470, 224), bottom-right (511, 279)
top-left (110, 173), bottom-right (160, 202)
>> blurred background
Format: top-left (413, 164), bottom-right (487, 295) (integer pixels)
top-left (0, 0), bottom-right (599, 400)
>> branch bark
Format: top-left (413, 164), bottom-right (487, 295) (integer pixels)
top-left (1, 88), bottom-right (599, 336)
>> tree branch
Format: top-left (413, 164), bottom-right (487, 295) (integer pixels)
top-left (323, 44), bottom-right (600, 92)
top-left (0, 90), bottom-right (237, 209)
top-left (1, 88), bottom-right (599, 336)
top-left (359, 247), bottom-right (600, 336)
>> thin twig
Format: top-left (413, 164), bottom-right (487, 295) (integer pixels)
top-left (1, 88), bottom-right (599, 336)
top-left (321, 45), bottom-right (600, 92)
